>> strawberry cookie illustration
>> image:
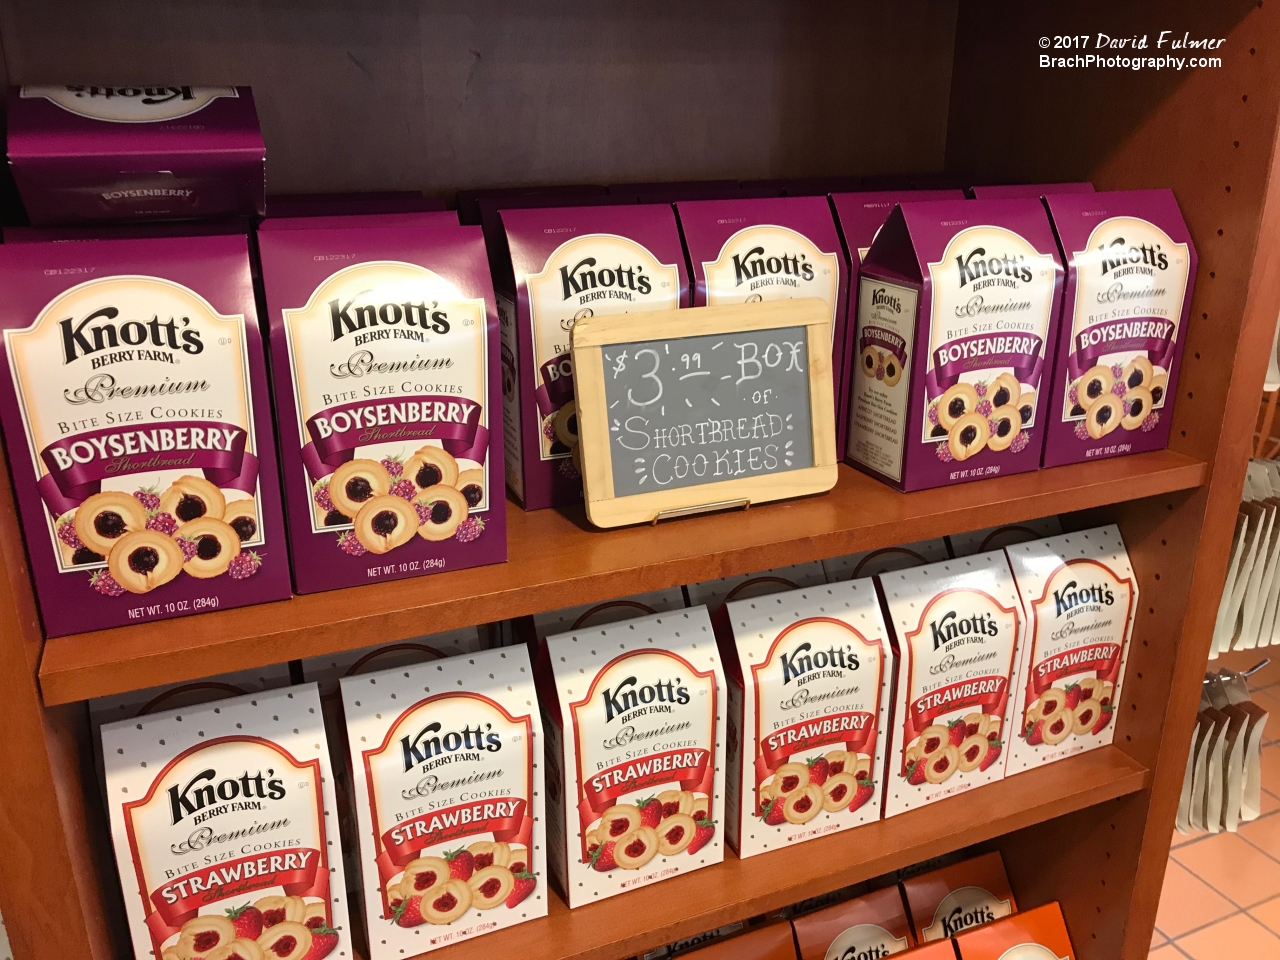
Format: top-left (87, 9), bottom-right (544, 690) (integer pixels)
top-left (721, 579), bottom-right (893, 857)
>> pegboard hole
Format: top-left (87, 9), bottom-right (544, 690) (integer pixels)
top-left (1155, 573), bottom-right (1161, 581)
top-left (1243, 94), bottom-right (1250, 102)
top-left (1210, 271), bottom-right (1217, 278)
top-left (1235, 140), bottom-right (1242, 147)
top-left (1218, 229), bottom-right (1224, 236)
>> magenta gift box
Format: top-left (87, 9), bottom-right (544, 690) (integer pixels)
top-left (676, 195), bottom-right (851, 448)
top-left (847, 199), bottom-right (1064, 491)
top-left (1040, 189), bottom-right (1197, 467)
top-left (495, 203), bottom-right (691, 510)
top-left (0, 235), bottom-right (291, 636)
top-left (257, 222), bottom-right (506, 593)
top-left (6, 85), bottom-right (265, 226)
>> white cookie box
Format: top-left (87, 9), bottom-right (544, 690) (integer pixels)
top-left (878, 552), bottom-right (1024, 818)
top-left (823, 538), bottom-right (951, 581)
top-left (686, 562), bottom-right (828, 610)
top-left (719, 579), bottom-right (892, 858)
top-left (537, 607), bottom-right (726, 907)
top-left (531, 587), bottom-right (688, 639)
top-left (1005, 525), bottom-right (1137, 775)
top-left (299, 626), bottom-right (489, 698)
top-left (102, 684), bottom-right (352, 960)
top-left (341, 645), bottom-right (545, 957)
top-left (947, 516), bottom-right (1062, 557)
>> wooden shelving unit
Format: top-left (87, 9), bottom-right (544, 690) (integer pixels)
top-left (0, 4), bottom-right (1278, 960)
top-left (38, 451), bottom-right (1205, 705)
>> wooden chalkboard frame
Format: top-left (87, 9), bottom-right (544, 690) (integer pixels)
top-left (571, 298), bottom-right (838, 528)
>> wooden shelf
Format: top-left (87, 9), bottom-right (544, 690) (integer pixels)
top-left (373, 746), bottom-right (1147, 960)
top-left (38, 451), bottom-right (1204, 706)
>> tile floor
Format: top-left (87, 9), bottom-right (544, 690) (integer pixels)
top-left (1150, 708), bottom-right (1280, 958)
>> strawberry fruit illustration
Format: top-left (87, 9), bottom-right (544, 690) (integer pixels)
top-left (947, 720), bottom-right (966, 746)
top-left (300, 923), bottom-right (339, 960)
top-left (1091, 704), bottom-right (1114, 735)
top-left (806, 756), bottom-right (829, 786)
top-left (687, 818), bottom-right (716, 855)
top-left (906, 759), bottom-right (926, 785)
top-left (979, 738), bottom-right (1003, 772)
top-left (1025, 719), bottom-right (1045, 745)
top-left (1064, 683), bottom-right (1083, 711)
top-left (637, 795), bottom-right (662, 828)
top-left (226, 903), bottom-right (264, 940)
top-left (444, 847), bottom-right (474, 880)
top-left (506, 871), bottom-right (537, 908)
top-left (761, 798), bottom-right (785, 825)
top-left (393, 896), bottom-right (426, 928)
top-left (591, 841), bottom-right (618, 872)
top-left (849, 777), bottom-right (875, 811)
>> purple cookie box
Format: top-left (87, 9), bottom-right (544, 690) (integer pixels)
top-left (497, 203), bottom-right (691, 510)
top-left (1040, 189), bottom-right (1197, 468)
top-left (676, 195), bottom-right (851, 449)
top-left (852, 199), bottom-right (1065, 492)
top-left (257, 222), bottom-right (506, 593)
top-left (6, 86), bottom-right (266, 226)
top-left (0, 235), bottom-right (291, 636)
top-left (971, 182), bottom-right (1095, 199)
top-left (266, 192), bottom-right (444, 218)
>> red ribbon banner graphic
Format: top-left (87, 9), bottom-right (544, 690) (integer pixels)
top-left (1031, 642), bottom-right (1122, 694)
top-left (754, 710), bottom-right (875, 781)
top-left (379, 798), bottom-right (528, 869)
top-left (906, 676), bottom-right (1008, 744)
top-left (147, 847), bottom-right (323, 929)
top-left (578, 748), bottom-right (711, 827)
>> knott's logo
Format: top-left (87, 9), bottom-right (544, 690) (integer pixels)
top-left (1099, 235), bottom-right (1169, 276)
top-left (60, 307), bottom-right (203, 363)
top-left (823, 924), bottom-right (908, 960)
top-left (732, 246), bottom-right (815, 287)
top-left (560, 257), bottom-right (652, 300)
top-left (21, 85), bottom-right (239, 123)
top-left (329, 297), bottom-right (450, 341)
top-left (64, 85), bottom-right (197, 104)
top-left (1053, 579), bottom-right (1115, 617)
top-left (780, 640), bottom-right (860, 685)
top-left (924, 886), bottom-right (1013, 941)
top-left (870, 286), bottom-right (902, 313)
top-left (601, 675), bottom-right (690, 722)
top-left (400, 721), bottom-right (502, 771)
top-left (929, 609), bottom-right (999, 650)
top-left (956, 247), bottom-right (1033, 287)
top-left (167, 767), bottom-right (285, 825)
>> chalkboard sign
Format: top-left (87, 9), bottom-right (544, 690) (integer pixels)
top-left (571, 298), bottom-right (837, 527)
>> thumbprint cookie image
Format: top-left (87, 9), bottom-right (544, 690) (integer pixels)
top-left (757, 753), bottom-right (876, 826)
top-left (903, 714), bottom-right (1003, 786)
top-left (583, 793), bottom-right (716, 872)
top-left (162, 895), bottom-right (340, 960)
top-left (1071, 361), bottom-right (1162, 439)
top-left (69, 475), bottom-right (266, 598)
top-left (1023, 680), bottom-right (1114, 746)
top-left (929, 376), bottom-right (1033, 463)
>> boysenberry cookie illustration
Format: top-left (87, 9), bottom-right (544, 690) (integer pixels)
top-left (223, 498), bottom-right (259, 542)
top-left (469, 866), bottom-right (515, 909)
top-left (404, 446), bottom-right (459, 492)
top-left (613, 826), bottom-right (659, 869)
top-left (160, 475), bottom-right (227, 525)
top-left (75, 490), bottom-right (148, 556)
top-left (860, 346), bottom-right (881, 378)
top-left (938, 382), bottom-right (980, 429)
top-left (178, 517), bottom-right (241, 578)
top-left (108, 530), bottom-right (185, 593)
top-left (948, 411), bottom-right (989, 461)
top-left (1076, 365), bottom-right (1114, 411)
top-left (883, 353), bottom-right (903, 387)
top-left (353, 495), bottom-right (418, 553)
top-left (415, 485), bottom-right (468, 541)
top-left (1149, 373), bottom-right (1167, 406)
top-left (1016, 390), bottom-right (1036, 427)
top-left (1122, 355), bottom-right (1153, 391)
top-left (455, 469), bottom-right (485, 509)
top-left (989, 373), bottom-right (1021, 410)
top-left (554, 400), bottom-right (580, 449)
top-left (986, 405), bottom-right (1021, 452)
top-left (1122, 387), bottom-right (1153, 431)
top-left (1085, 394), bottom-right (1122, 438)
top-left (329, 459), bottom-right (391, 517)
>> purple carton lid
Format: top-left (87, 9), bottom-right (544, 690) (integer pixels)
top-left (257, 222), bottom-right (506, 592)
top-left (266, 192), bottom-right (443, 217)
top-left (1040, 188), bottom-right (1197, 467)
top-left (972, 182), bottom-right (1095, 200)
top-left (257, 211), bottom-right (459, 232)
top-left (831, 190), bottom-right (967, 273)
top-left (0, 234), bottom-right (292, 636)
top-left (852, 199), bottom-right (1064, 491)
top-left (499, 203), bottom-right (690, 509)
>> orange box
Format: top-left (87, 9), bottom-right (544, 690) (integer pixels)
top-left (952, 903), bottom-right (1075, 959)
top-left (901, 852), bottom-right (1018, 942)
top-left (682, 922), bottom-right (798, 960)
top-left (793, 885), bottom-right (915, 958)
top-left (901, 942), bottom-right (959, 960)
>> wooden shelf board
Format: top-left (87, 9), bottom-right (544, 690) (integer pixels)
top-left (38, 452), bottom-right (1204, 705)
top-left (365, 746), bottom-right (1148, 960)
